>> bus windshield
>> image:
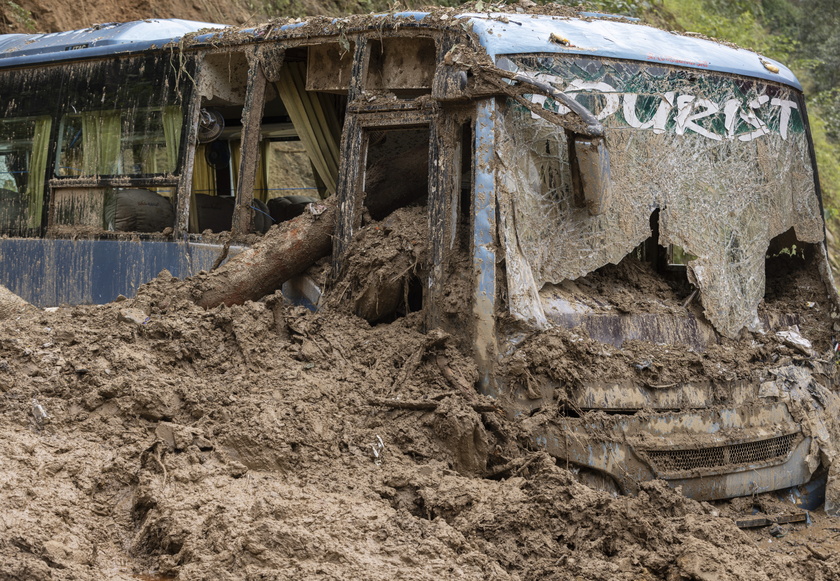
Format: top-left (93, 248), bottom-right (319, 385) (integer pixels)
top-left (497, 55), bottom-right (824, 338)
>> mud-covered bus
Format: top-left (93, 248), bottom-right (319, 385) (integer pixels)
top-left (0, 10), bottom-right (838, 503)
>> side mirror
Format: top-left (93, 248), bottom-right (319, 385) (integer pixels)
top-left (572, 136), bottom-right (612, 216)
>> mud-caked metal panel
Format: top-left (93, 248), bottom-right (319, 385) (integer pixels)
top-left (0, 238), bottom-right (232, 306)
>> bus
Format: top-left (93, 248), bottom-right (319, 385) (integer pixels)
top-left (0, 9), bottom-right (836, 502)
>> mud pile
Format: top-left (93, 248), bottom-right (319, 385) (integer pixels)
top-left (0, 255), bottom-right (837, 580)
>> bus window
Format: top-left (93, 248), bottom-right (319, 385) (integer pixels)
top-left (497, 55), bottom-right (823, 339)
top-left (189, 51), bottom-right (248, 234)
top-left (56, 107), bottom-right (181, 178)
top-left (45, 53), bottom-right (192, 235)
top-left (0, 116), bottom-right (50, 235)
top-left (363, 127), bottom-right (430, 221)
top-left (199, 50), bottom-right (345, 236)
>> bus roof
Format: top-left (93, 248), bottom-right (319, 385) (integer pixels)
top-left (0, 12), bottom-right (800, 90)
top-left (465, 13), bottom-right (800, 90)
top-left (0, 19), bottom-right (226, 66)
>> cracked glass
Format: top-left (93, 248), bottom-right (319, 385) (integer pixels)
top-left (497, 56), bottom-right (823, 337)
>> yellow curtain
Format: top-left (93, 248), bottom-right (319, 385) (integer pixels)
top-left (162, 106), bottom-right (183, 173)
top-left (259, 140), bottom-right (269, 201)
top-left (81, 111), bottom-right (121, 175)
top-left (275, 62), bottom-right (340, 196)
top-left (230, 139), bottom-right (268, 201)
top-left (191, 144), bottom-right (216, 196)
top-left (26, 116), bottom-right (52, 229)
top-left (231, 140), bottom-right (240, 196)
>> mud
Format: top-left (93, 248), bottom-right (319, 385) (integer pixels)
top-left (0, 230), bottom-right (837, 580)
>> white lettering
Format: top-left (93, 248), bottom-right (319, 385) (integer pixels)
top-left (565, 80), bottom-right (620, 120)
top-left (738, 95), bottom-right (770, 141)
top-left (770, 98), bottom-right (798, 140)
top-left (523, 76), bottom-right (794, 143)
top-left (623, 92), bottom-right (675, 134)
top-left (675, 97), bottom-right (722, 140)
top-left (723, 99), bottom-right (741, 139)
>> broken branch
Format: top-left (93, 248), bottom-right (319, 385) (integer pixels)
top-left (194, 201), bottom-right (336, 309)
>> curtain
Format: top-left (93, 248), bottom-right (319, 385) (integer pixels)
top-left (162, 106), bottom-right (183, 173)
top-left (230, 139), bottom-right (268, 201)
top-left (81, 111), bottom-right (121, 175)
top-left (26, 116), bottom-right (52, 229)
top-left (275, 62), bottom-right (340, 196)
top-left (191, 144), bottom-right (216, 196)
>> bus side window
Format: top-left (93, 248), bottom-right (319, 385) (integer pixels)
top-left (263, 54), bottom-right (343, 219)
top-left (52, 107), bottom-right (181, 234)
top-left (0, 117), bottom-right (51, 235)
top-left (56, 108), bottom-right (180, 178)
top-left (190, 48), bottom-right (349, 234)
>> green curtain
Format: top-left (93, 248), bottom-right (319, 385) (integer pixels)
top-left (275, 62), bottom-right (341, 196)
top-left (82, 111), bottom-right (121, 175)
top-left (26, 116), bottom-right (52, 229)
top-left (162, 106), bottom-right (183, 173)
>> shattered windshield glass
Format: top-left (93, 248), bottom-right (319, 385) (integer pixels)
top-left (496, 55), bottom-right (824, 337)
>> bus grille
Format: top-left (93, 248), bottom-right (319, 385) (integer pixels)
top-left (644, 433), bottom-right (797, 474)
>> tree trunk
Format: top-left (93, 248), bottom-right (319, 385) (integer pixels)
top-left (194, 201), bottom-right (336, 309)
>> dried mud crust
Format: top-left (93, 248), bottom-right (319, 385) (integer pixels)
top-left (502, 250), bottom-right (837, 390)
top-left (0, 275), bottom-right (835, 580)
top-left (323, 205), bottom-right (429, 323)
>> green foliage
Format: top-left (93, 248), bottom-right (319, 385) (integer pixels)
top-left (659, 0), bottom-right (793, 60)
top-left (576, 0), bottom-right (653, 16)
top-left (814, 89), bottom-right (840, 142)
top-left (810, 109), bottom-right (840, 213)
top-left (5, 1), bottom-right (36, 33)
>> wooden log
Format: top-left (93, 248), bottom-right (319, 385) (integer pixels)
top-left (194, 201), bottom-right (336, 309)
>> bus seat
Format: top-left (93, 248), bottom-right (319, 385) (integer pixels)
top-left (267, 195), bottom-right (318, 224)
top-left (110, 188), bottom-right (175, 233)
top-left (252, 198), bottom-right (272, 234)
top-left (0, 188), bottom-right (28, 233)
top-left (194, 193), bottom-right (235, 233)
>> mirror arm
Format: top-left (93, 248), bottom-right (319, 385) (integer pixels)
top-left (503, 71), bottom-right (604, 138)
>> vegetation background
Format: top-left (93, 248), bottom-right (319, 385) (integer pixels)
top-left (1, 0), bottom-right (838, 263)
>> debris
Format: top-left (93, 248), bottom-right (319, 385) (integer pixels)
top-left (549, 32), bottom-right (571, 46)
top-left (370, 435), bottom-right (385, 465)
top-left (117, 308), bottom-right (150, 326)
top-left (806, 544), bottom-right (829, 560)
top-left (735, 513), bottom-right (808, 528)
top-left (761, 59), bottom-right (781, 73)
top-left (31, 398), bottom-right (49, 429)
top-left (777, 329), bottom-right (815, 357)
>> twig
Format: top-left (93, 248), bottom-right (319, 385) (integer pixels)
top-left (210, 236), bottom-right (233, 271)
top-left (435, 354), bottom-right (476, 400)
top-left (303, 330), bottom-right (330, 359)
top-left (682, 289), bottom-right (698, 309)
top-left (370, 397), bottom-right (497, 413)
top-left (153, 446), bottom-right (168, 488)
top-left (389, 348), bottom-right (425, 393)
top-left (486, 452), bottom-right (543, 478)
top-left (644, 381), bottom-right (680, 389)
